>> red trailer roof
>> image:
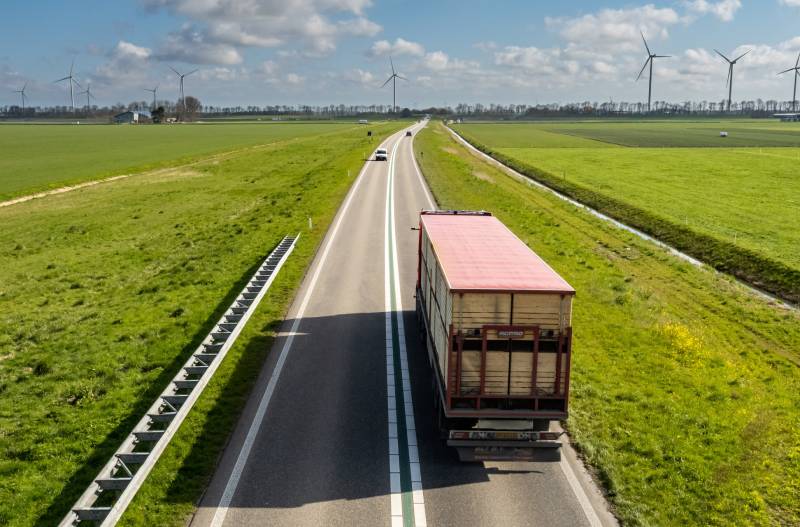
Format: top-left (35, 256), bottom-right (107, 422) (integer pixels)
top-left (421, 213), bottom-right (575, 294)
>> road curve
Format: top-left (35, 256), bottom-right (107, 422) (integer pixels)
top-left (190, 122), bottom-right (616, 527)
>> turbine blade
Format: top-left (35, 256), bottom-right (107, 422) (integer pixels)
top-left (778, 67), bottom-right (796, 75)
top-left (655, 55), bottom-right (671, 58)
top-left (390, 56), bottom-right (395, 75)
top-left (726, 65), bottom-right (731, 87)
top-left (72, 78), bottom-right (82, 89)
top-left (714, 49), bottom-right (731, 63)
top-left (54, 76), bottom-right (70, 83)
top-left (381, 76), bottom-right (393, 88)
top-left (169, 65), bottom-right (181, 76)
top-left (397, 75), bottom-right (408, 81)
top-left (641, 31), bottom-right (651, 56)
top-left (733, 49), bottom-right (751, 62)
top-left (185, 69), bottom-right (198, 77)
top-left (636, 57), bottom-right (651, 81)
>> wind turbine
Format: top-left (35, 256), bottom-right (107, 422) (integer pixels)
top-left (78, 82), bottom-right (95, 112)
top-left (714, 48), bottom-right (751, 112)
top-left (778, 52), bottom-right (800, 112)
top-left (169, 66), bottom-right (198, 119)
top-left (381, 57), bottom-right (407, 113)
top-left (13, 83), bottom-right (28, 113)
top-left (144, 86), bottom-right (158, 110)
top-left (636, 32), bottom-right (670, 112)
top-left (54, 60), bottom-right (81, 112)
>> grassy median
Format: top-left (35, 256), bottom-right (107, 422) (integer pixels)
top-left (0, 121), bottom-right (404, 526)
top-left (416, 121), bottom-right (800, 527)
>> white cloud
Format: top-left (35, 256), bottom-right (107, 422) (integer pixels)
top-left (155, 25), bottom-right (243, 65)
top-left (341, 68), bottom-right (377, 85)
top-left (545, 5), bottom-right (681, 54)
top-left (369, 38), bottom-right (425, 57)
top-left (685, 0), bottom-right (741, 21)
top-left (94, 41), bottom-right (154, 86)
top-left (286, 73), bottom-right (304, 85)
top-left (473, 41), bottom-right (498, 52)
top-left (421, 51), bottom-right (476, 71)
top-left (144, 0), bottom-right (382, 61)
top-left (779, 0), bottom-right (800, 6)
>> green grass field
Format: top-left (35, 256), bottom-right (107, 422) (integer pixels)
top-left (0, 122), bottom-right (361, 201)
top-left (0, 121), bottom-right (404, 526)
top-left (453, 120), bottom-right (800, 303)
top-left (417, 122), bottom-right (800, 527)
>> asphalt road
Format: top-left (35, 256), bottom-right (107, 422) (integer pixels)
top-left (191, 122), bottom-right (616, 527)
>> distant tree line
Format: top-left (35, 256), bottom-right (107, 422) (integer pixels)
top-left (3, 97), bottom-right (798, 121)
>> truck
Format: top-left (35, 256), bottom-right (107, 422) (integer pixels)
top-left (416, 210), bottom-right (575, 462)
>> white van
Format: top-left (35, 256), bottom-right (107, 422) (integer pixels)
top-left (375, 148), bottom-right (388, 161)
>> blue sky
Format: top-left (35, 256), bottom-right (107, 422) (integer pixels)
top-left (3, 1), bottom-right (800, 107)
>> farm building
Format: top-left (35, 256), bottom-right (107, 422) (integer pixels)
top-left (774, 113), bottom-right (800, 122)
top-left (113, 110), bottom-right (151, 124)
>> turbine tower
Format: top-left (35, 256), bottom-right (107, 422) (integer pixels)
top-left (714, 49), bottom-right (751, 112)
top-left (54, 60), bottom-right (81, 112)
top-left (145, 86), bottom-right (158, 110)
top-left (381, 57), bottom-right (407, 113)
top-left (78, 82), bottom-right (95, 112)
top-left (636, 32), bottom-right (670, 112)
top-left (13, 83), bottom-right (28, 113)
top-left (778, 52), bottom-right (800, 112)
top-left (169, 66), bottom-right (198, 120)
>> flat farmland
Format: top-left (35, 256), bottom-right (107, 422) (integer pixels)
top-left (0, 122), bottom-right (359, 201)
top-left (453, 120), bottom-right (800, 302)
top-left (0, 121), bottom-right (404, 526)
top-left (417, 122), bottom-right (800, 526)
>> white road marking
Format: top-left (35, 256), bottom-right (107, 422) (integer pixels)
top-left (559, 455), bottom-right (604, 527)
top-left (385, 132), bottom-right (428, 527)
top-left (208, 130), bottom-right (405, 527)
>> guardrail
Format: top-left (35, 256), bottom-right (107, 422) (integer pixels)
top-left (60, 234), bottom-right (299, 526)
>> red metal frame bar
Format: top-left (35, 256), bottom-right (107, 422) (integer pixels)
top-left (555, 332), bottom-right (563, 395)
top-left (446, 324), bottom-right (455, 409)
top-left (479, 330), bottom-right (488, 407)
top-left (530, 327), bottom-right (540, 396)
top-left (455, 330), bottom-right (464, 395)
top-left (563, 327), bottom-right (572, 412)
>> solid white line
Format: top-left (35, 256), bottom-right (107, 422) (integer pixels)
top-left (385, 136), bottom-right (405, 527)
top-left (209, 131), bottom-right (405, 527)
top-left (387, 133), bottom-right (428, 527)
top-left (559, 456), bottom-right (603, 527)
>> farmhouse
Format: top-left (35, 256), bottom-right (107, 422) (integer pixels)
top-left (113, 110), bottom-right (151, 124)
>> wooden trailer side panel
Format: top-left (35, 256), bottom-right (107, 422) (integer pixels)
top-left (449, 292), bottom-right (572, 399)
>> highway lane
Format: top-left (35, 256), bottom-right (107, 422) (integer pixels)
top-left (192, 121), bottom-right (614, 526)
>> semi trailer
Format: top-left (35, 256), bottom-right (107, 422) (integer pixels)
top-left (416, 210), bottom-right (575, 462)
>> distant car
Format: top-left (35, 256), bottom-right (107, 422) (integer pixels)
top-left (375, 148), bottom-right (388, 161)
top-left (406, 131), bottom-right (412, 137)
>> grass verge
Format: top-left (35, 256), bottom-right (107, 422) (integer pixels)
top-left (415, 121), bottom-right (800, 526)
top-left (0, 122), bottom-right (404, 526)
top-left (450, 125), bottom-right (800, 305)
